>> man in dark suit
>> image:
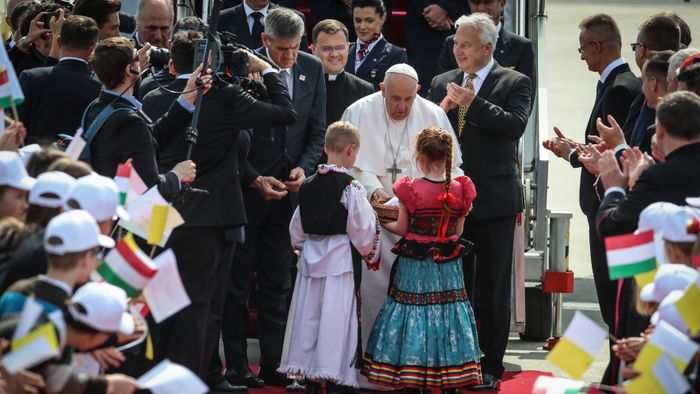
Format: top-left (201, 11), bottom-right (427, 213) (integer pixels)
top-left (141, 31), bottom-right (297, 387)
top-left (310, 19), bottom-right (373, 126)
top-left (437, 0), bottom-right (535, 97)
top-left (597, 90), bottom-right (700, 245)
top-left (18, 16), bottom-right (101, 145)
top-left (427, 13), bottom-right (530, 390)
top-left (345, 0), bottom-right (406, 91)
top-left (72, 0), bottom-right (122, 40)
top-left (543, 14), bottom-right (640, 385)
top-left (218, 0), bottom-right (308, 52)
top-left (620, 14), bottom-right (680, 149)
top-left (223, 8), bottom-right (326, 388)
top-left (84, 36), bottom-right (201, 200)
top-left (405, 0), bottom-right (468, 93)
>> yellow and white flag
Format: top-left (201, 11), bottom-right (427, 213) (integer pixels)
top-left (546, 311), bottom-right (607, 379)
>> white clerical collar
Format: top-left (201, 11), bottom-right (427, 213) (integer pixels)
top-left (463, 57), bottom-right (495, 85)
top-left (38, 274), bottom-right (73, 296)
top-left (600, 58), bottom-right (626, 84)
top-left (59, 57), bottom-right (88, 64)
top-left (327, 71), bottom-right (344, 81)
top-left (318, 164), bottom-right (349, 174)
top-left (243, 1), bottom-right (270, 17)
top-left (496, 21), bottom-right (502, 34)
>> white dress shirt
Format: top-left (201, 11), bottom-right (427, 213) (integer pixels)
top-left (242, 1), bottom-right (270, 34)
top-left (462, 57), bottom-right (495, 94)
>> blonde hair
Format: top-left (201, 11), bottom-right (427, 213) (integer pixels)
top-left (325, 121), bottom-right (360, 153)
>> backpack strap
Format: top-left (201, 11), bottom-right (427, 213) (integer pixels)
top-left (79, 100), bottom-right (135, 163)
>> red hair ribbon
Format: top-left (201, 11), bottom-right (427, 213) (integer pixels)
top-left (437, 192), bottom-right (456, 205)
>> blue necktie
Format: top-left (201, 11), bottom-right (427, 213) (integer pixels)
top-left (596, 81), bottom-right (604, 101)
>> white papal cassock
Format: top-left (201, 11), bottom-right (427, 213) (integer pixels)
top-left (341, 91), bottom-right (463, 389)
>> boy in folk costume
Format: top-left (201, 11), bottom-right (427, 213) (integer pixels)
top-left (279, 121), bottom-right (381, 394)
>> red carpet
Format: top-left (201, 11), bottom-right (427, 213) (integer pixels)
top-left (244, 368), bottom-right (553, 394)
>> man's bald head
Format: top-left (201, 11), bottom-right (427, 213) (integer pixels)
top-left (380, 72), bottom-right (420, 121)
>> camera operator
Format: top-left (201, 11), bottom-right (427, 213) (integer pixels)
top-left (85, 36), bottom-right (211, 200)
top-left (138, 16), bottom-right (208, 98)
top-left (140, 31), bottom-right (297, 383)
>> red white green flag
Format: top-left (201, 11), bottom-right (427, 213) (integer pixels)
top-left (114, 159), bottom-right (147, 207)
top-left (605, 230), bottom-right (657, 280)
top-left (96, 233), bottom-right (157, 297)
top-left (0, 45), bottom-right (24, 109)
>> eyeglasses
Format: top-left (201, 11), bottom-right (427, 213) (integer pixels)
top-left (577, 41), bottom-right (597, 54)
top-left (630, 42), bottom-right (644, 52)
top-left (319, 45), bottom-right (347, 54)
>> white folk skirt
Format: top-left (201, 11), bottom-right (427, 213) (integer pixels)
top-left (279, 271), bottom-right (359, 387)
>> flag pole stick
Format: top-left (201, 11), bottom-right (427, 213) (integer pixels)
top-left (8, 97), bottom-right (18, 121)
top-left (149, 245), bottom-right (157, 258)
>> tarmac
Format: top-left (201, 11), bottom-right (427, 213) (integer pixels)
top-left (238, 0), bottom-right (700, 389)
top-left (509, 0), bottom-right (700, 385)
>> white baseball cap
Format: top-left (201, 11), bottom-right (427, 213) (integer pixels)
top-left (0, 151), bottom-right (35, 191)
top-left (640, 264), bottom-right (698, 303)
top-left (64, 174), bottom-right (128, 222)
top-left (44, 210), bottom-right (115, 255)
top-left (650, 290), bottom-right (689, 334)
top-left (68, 282), bottom-right (135, 335)
top-left (29, 172), bottom-right (77, 208)
top-left (687, 196), bottom-right (700, 208)
top-left (637, 202), bottom-right (700, 243)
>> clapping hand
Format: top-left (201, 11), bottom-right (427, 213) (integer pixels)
top-left (620, 147), bottom-right (654, 189)
top-left (595, 115), bottom-right (626, 150)
top-left (577, 144), bottom-right (602, 175)
top-left (446, 82), bottom-right (476, 107)
top-left (543, 127), bottom-right (579, 161)
top-left (599, 150), bottom-right (628, 190)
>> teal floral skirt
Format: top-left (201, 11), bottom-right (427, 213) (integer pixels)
top-left (361, 254), bottom-right (482, 389)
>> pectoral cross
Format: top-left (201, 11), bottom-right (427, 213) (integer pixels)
top-left (387, 161), bottom-right (402, 183)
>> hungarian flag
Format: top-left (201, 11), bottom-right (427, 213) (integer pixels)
top-left (532, 376), bottom-right (585, 394)
top-left (97, 233), bottom-right (158, 297)
top-left (114, 159), bottom-right (147, 207)
top-left (604, 230), bottom-right (657, 280)
top-left (0, 45), bottom-right (24, 109)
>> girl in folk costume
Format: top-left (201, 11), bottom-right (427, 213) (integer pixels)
top-left (362, 127), bottom-right (482, 392)
top-left (279, 122), bottom-right (381, 394)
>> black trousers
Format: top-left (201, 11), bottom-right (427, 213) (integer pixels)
top-left (587, 214), bottom-right (617, 331)
top-left (153, 226), bottom-right (225, 376)
top-left (222, 190), bottom-right (294, 370)
top-left (204, 238), bottom-right (238, 385)
top-left (463, 214), bottom-right (516, 378)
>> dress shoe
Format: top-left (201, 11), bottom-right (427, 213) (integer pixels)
top-left (464, 373), bottom-right (501, 391)
top-left (286, 379), bottom-right (305, 392)
top-left (208, 380), bottom-right (248, 393)
top-left (442, 389), bottom-right (460, 394)
top-left (225, 367), bottom-right (265, 388)
top-left (258, 367), bottom-right (292, 387)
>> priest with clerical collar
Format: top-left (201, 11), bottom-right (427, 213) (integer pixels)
top-left (311, 19), bottom-right (374, 127)
top-left (341, 63), bottom-right (462, 389)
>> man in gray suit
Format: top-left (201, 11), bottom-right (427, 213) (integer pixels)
top-left (222, 7), bottom-right (327, 388)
